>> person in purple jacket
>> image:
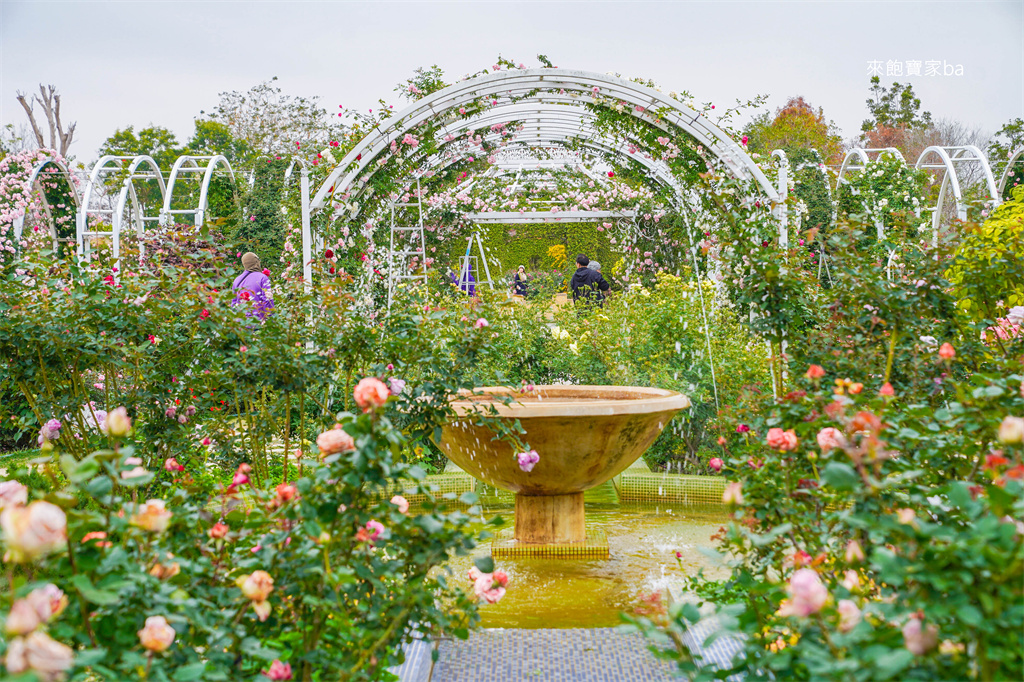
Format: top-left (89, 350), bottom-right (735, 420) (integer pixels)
top-left (232, 252), bottom-right (274, 320)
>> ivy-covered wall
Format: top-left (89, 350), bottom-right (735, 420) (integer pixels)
top-left (439, 220), bottom-right (624, 279)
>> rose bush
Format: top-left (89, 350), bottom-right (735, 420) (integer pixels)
top-left (0, 383), bottom-right (504, 681)
top-left (626, 201), bottom-right (1024, 681)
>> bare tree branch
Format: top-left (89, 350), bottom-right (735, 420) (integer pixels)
top-left (16, 91), bottom-right (46, 148)
top-left (15, 84), bottom-right (76, 156)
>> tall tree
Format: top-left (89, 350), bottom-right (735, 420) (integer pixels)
top-left (186, 119), bottom-right (252, 166)
top-left (861, 76), bottom-right (932, 132)
top-left (99, 125), bottom-right (184, 169)
top-left (16, 84), bottom-right (76, 156)
top-left (200, 77), bottom-right (345, 165)
top-left (743, 96), bottom-right (843, 164)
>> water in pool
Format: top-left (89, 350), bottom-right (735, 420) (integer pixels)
top-left (445, 503), bottom-right (729, 628)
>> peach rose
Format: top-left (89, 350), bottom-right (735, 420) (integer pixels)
top-left (252, 599), bottom-right (272, 622)
top-left (390, 495), bottom-right (410, 514)
top-left (129, 499), bottom-right (172, 533)
top-left (837, 599), bottom-right (861, 633)
top-left (317, 426), bottom-right (355, 455)
top-left (208, 522), bottom-right (229, 540)
top-left (353, 377), bottom-right (390, 412)
top-left (0, 480), bottom-right (28, 510)
top-left (1, 501), bottom-right (67, 562)
top-left (103, 406), bottom-right (132, 437)
top-left (237, 570), bottom-right (274, 602)
top-left (722, 481), bottom-right (744, 505)
top-left (138, 615), bottom-right (176, 653)
top-left (902, 615), bottom-right (938, 655)
top-left (816, 427), bottom-right (844, 452)
top-left (766, 427), bottom-right (799, 451)
top-left (4, 631), bottom-right (74, 681)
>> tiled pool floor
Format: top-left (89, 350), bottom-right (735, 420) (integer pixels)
top-left (429, 628), bottom-right (678, 682)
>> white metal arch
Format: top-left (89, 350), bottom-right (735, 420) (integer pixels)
top-left (835, 147), bottom-right (906, 240)
top-left (771, 149), bottom-right (789, 247)
top-left (283, 158), bottom-right (315, 286)
top-left (12, 156), bottom-right (79, 251)
top-left (77, 155), bottom-right (129, 259)
top-left (160, 155), bottom-right (235, 227)
top-left (111, 155), bottom-right (165, 259)
top-left (835, 148), bottom-right (905, 191)
top-left (311, 69), bottom-right (779, 212)
top-left (996, 147), bottom-right (1024, 199)
top-left (915, 145), bottom-right (1001, 245)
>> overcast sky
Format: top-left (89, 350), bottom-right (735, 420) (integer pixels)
top-left (1, 0), bottom-right (1021, 163)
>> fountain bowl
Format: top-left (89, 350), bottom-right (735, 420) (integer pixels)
top-left (438, 385), bottom-right (689, 547)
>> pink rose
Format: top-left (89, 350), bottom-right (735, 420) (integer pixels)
top-left (390, 495), bottom-right (409, 514)
top-left (353, 377), bottom-right (390, 411)
top-left (138, 615), bottom-right (176, 652)
top-left (709, 457), bottom-right (723, 472)
top-left (317, 425), bottom-right (355, 454)
top-left (845, 540), bottom-right (865, 563)
top-left (777, 569), bottom-right (828, 617)
top-left (0, 480), bottom-right (28, 510)
top-left (837, 599), bottom-right (861, 632)
top-left (722, 481), bottom-right (744, 505)
top-left (4, 631), bottom-right (74, 680)
top-left (163, 458), bottom-right (184, 472)
top-left (516, 450), bottom-right (540, 472)
top-left (474, 318), bottom-right (489, 328)
top-left (816, 427), bottom-right (844, 452)
top-left (1, 501), bottom-right (67, 562)
top-left (902, 615), bottom-right (938, 655)
top-left (365, 519), bottom-right (384, 541)
top-left (767, 427), bottom-right (798, 451)
top-left (263, 660), bottom-right (293, 680)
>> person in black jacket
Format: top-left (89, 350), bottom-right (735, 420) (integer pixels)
top-left (570, 254), bottom-right (609, 309)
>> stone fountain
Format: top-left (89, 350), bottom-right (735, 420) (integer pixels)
top-left (438, 385), bottom-right (690, 557)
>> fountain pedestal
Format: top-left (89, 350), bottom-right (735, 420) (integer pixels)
top-left (439, 386), bottom-right (689, 558)
top-left (515, 492), bottom-right (585, 544)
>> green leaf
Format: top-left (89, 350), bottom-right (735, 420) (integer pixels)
top-left (173, 663), bottom-right (207, 680)
top-left (874, 649), bottom-right (914, 679)
top-left (681, 603), bottom-right (701, 623)
top-left (947, 482), bottom-right (973, 509)
top-left (822, 462), bottom-right (860, 491)
top-left (473, 555), bottom-right (495, 574)
top-left (73, 648), bottom-right (108, 667)
top-left (459, 491), bottom-right (479, 505)
top-left (69, 574), bottom-right (120, 606)
top-left (59, 454), bottom-right (100, 485)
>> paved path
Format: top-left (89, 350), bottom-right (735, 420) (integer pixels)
top-left (429, 628), bottom-right (678, 682)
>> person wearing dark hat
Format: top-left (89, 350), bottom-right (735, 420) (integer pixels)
top-left (570, 254), bottom-right (609, 309)
top-left (232, 252), bottom-right (274, 320)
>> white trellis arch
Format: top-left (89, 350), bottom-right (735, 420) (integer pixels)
top-left (997, 148), bottom-right (1024, 198)
top-left (914, 145), bottom-right (1001, 245)
top-left (160, 155), bottom-right (236, 228)
top-left (310, 69), bottom-right (780, 214)
top-left (12, 156), bottom-right (79, 251)
top-left (835, 148), bottom-right (906, 240)
top-left (77, 155), bottom-right (168, 261)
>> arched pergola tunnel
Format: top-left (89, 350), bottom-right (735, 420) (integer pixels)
top-left (3, 68), bottom-right (1013, 293)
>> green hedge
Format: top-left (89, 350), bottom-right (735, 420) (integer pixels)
top-left (442, 221), bottom-right (623, 280)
